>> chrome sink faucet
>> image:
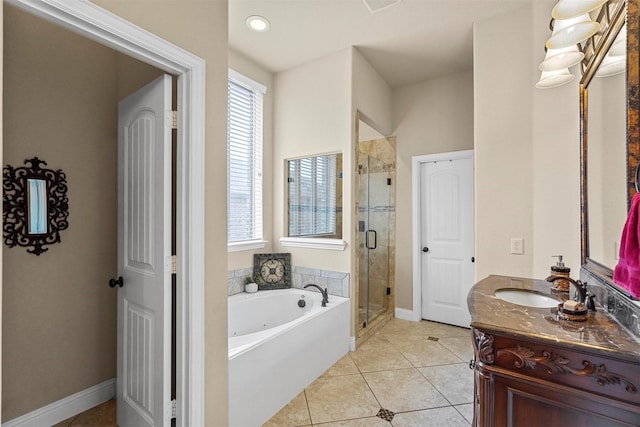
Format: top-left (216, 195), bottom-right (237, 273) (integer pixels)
top-left (546, 275), bottom-right (596, 310)
top-left (304, 284), bottom-right (329, 307)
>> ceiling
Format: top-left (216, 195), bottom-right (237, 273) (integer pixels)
top-left (229, 0), bottom-right (532, 88)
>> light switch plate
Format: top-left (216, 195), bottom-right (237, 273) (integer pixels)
top-left (510, 238), bottom-right (524, 254)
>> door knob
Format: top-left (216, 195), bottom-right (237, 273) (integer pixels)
top-left (109, 276), bottom-right (124, 288)
top-left (422, 247), bottom-right (429, 252)
top-left (471, 257), bottom-right (475, 262)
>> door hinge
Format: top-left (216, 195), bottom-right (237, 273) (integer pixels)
top-left (172, 110), bottom-right (178, 129)
top-left (166, 255), bottom-right (177, 274)
top-left (386, 287), bottom-right (391, 295)
top-left (167, 399), bottom-right (177, 420)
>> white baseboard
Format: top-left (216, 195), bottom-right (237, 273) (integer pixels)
top-left (2, 379), bottom-right (116, 427)
top-left (349, 336), bottom-right (357, 352)
top-left (395, 307), bottom-right (419, 322)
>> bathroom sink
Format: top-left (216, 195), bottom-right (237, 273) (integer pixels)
top-left (494, 288), bottom-right (561, 308)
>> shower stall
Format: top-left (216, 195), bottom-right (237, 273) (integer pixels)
top-left (356, 129), bottom-right (396, 337)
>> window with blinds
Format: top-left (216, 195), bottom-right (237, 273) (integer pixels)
top-left (227, 71), bottom-right (264, 244)
top-left (288, 154), bottom-right (338, 237)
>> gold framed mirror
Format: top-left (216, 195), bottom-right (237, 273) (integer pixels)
top-left (580, 0), bottom-right (639, 297)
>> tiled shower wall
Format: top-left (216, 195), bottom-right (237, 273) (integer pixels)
top-left (228, 265), bottom-right (350, 298)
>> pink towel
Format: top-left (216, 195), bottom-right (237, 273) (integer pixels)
top-left (614, 192), bottom-right (640, 298)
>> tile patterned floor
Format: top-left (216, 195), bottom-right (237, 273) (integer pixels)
top-left (263, 318), bottom-right (474, 426)
top-left (51, 319), bottom-right (473, 427)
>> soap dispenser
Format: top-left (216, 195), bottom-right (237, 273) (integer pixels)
top-left (549, 255), bottom-right (570, 292)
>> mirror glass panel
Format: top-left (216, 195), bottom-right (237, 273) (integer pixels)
top-left (287, 153), bottom-right (342, 239)
top-left (580, 0), bottom-right (640, 302)
top-left (27, 178), bottom-right (47, 235)
top-left (586, 26), bottom-right (627, 269)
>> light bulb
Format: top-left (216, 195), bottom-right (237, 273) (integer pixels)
top-left (536, 69), bottom-right (575, 88)
top-left (546, 14), bottom-right (600, 49)
top-left (246, 15), bottom-right (270, 32)
top-left (539, 45), bottom-right (585, 71)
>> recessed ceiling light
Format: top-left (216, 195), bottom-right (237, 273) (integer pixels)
top-left (246, 15), bottom-right (270, 32)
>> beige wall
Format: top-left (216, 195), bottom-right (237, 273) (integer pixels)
top-left (352, 48), bottom-right (393, 136)
top-left (228, 49), bottom-right (275, 270)
top-left (530, 1), bottom-right (581, 278)
top-left (91, 2), bottom-right (230, 424)
top-left (116, 53), bottom-right (164, 101)
top-left (272, 49), bottom-right (353, 272)
top-left (391, 71), bottom-right (474, 310)
top-left (474, 6), bottom-right (535, 281)
top-left (3, 0), bottom-right (229, 424)
top-left (3, 6), bottom-right (119, 421)
top-left (475, 1), bottom-right (581, 284)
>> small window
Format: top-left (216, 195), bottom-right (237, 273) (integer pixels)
top-left (227, 70), bottom-right (266, 246)
top-left (288, 153), bottom-right (342, 238)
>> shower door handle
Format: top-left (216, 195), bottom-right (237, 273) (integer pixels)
top-left (366, 230), bottom-right (377, 250)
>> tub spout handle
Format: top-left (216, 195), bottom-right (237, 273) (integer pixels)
top-left (304, 284), bottom-right (329, 307)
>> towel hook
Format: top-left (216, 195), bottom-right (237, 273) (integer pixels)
top-left (635, 162), bottom-right (639, 193)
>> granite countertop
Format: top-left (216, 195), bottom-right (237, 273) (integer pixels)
top-left (468, 275), bottom-right (640, 363)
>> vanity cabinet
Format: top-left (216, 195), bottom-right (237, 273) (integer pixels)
top-left (472, 328), bottom-right (640, 426)
top-left (468, 275), bottom-right (640, 427)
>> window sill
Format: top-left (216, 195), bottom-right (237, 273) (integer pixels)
top-left (279, 237), bottom-right (346, 251)
top-left (228, 240), bottom-right (267, 253)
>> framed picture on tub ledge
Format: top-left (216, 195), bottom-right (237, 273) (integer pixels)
top-left (253, 253), bottom-right (291, 290)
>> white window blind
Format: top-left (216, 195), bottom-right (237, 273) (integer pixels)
top-left (288, 154), bottom-right (337, 237)
top-left (227, 71), bottom-right (264, 243)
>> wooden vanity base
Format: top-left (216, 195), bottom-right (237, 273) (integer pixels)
top-left (472, 328), bottom-right (639, 426)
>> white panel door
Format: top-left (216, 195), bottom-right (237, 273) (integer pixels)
top-left (420, 156), bottom-right (474, 328)
top-left (117, 75), bottom-right (172, 427)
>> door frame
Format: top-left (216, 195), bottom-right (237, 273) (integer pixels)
top-left (411, 149), bottom-right (474, 322)
top-left (6, 1), bottom-right (206, 425)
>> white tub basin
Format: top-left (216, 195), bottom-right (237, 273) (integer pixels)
top-left (494, 288), bottom-right (560, 308)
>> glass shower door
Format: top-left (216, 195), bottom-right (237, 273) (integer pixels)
top-left (358, 155), bottom-right (391, 329)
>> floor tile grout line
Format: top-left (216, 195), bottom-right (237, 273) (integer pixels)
top-left (416, 368), bottom-right (459, 408)
top-left (391, 398), bottom-right (476, 417)
top-left (359, 370), bottom-right (385, 413)
top-left (437, 335), bottom-right (475, 360)
top-left (432, 340), bottom-right (467, 364)
top-left (452, 403), bottom-right (474, 425)
top-left (303, 388), bottom-right (313, 426)
top-left (363, 364), bottom-right (458, 375)
top-left (348, 350), bottom-right (366, 377)
top-left (373, 331), bottom-right (416, 367)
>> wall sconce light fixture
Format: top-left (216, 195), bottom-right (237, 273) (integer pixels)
top-left (537, 0), bottom-right (626, 88)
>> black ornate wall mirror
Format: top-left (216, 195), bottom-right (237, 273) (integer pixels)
top-left (3, 157), bottom-right (69, 255)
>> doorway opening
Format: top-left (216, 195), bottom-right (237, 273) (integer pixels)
top-left (4, 1), bottom-right (206, 425)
